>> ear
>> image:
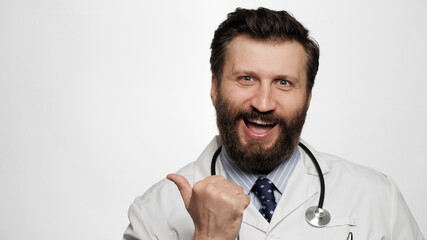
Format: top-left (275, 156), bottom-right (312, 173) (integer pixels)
top-left (210, 75), bottom-right (218, 107)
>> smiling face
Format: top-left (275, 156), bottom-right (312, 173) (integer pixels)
top-left (211, 35), bottom-right (312, 174)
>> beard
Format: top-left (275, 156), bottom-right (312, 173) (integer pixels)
top-left (215, 91), bottom-right (309, 174)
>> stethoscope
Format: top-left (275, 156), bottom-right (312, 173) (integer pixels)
top-left (210, 142), bottom-right (331, 228)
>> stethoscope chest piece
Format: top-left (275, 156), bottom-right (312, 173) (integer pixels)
top-left (305, 206), bottom-right (331, 227)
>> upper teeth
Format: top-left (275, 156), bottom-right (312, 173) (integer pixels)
top-left (251, 119), bottom-right (273, 125)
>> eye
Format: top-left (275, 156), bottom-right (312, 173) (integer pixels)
top-left (241, 76), bottom-right (253, 81)
top-left (278, 79), bottom-right (290, 86)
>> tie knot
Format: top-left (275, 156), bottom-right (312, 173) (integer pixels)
top-left (252, 177), bottom-right (276, 201)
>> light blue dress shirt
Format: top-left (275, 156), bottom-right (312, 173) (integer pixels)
top-left (219, 147), bottom-right (300, 210)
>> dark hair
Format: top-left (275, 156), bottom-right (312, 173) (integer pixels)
top-left (210, 7), bottom-right (319, 92)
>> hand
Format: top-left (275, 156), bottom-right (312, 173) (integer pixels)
top-left (167, 174), bottom-right (250, 240)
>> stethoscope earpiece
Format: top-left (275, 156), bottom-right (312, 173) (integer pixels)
top-left (305, 206), bottom-right (331, 227)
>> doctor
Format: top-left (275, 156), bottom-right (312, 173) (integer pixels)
top-left (123, 7), bottom-right (424, 240)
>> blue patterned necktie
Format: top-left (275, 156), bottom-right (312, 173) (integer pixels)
top-left (251, 177), bottom-right (277, 222)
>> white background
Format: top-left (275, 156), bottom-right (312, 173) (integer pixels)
top-left (1, 0), bottom-right (426, 239)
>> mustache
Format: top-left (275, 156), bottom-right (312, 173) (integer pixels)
top-left (234, 109), bottom-right (286, 125)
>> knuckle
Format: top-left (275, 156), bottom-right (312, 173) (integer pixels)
top-left (205, 182), bottom-right (216, 192)
top-left (192, 181), bottom-right (204, 193)
top-left (220, 192), bottom-right (237, 205)
top-left (212, 175), bottom-right (226, 181)
top-left (231, 198), bottom-right (245, 212)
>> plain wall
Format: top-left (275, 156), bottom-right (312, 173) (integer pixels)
top-left (0, 0), bottom-right (426, 239)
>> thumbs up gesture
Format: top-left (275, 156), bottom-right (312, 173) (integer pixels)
top-left (167, 174), bottom-right (250, 240)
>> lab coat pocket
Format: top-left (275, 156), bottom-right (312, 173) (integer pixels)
top-left (318, 216), bottom-right (356, 240)
top-left (324, 216), bottom-right (356, 228)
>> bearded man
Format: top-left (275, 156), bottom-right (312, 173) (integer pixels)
top-left (123, 7), bottom-right (423, 240)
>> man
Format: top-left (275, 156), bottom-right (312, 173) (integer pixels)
top-left (123, 7), bottom-right (424, 239)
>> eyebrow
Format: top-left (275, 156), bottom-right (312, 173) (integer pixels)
top-left (230, 70), bottom-right (300, 82)
top-left (230, 70), bottom-right (258, 77)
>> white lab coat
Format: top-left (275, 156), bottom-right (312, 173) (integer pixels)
top-left (123, 136), bottom-right (424, 240)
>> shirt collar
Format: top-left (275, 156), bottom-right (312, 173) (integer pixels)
top-left (220, 147), bottom-right (300, 195)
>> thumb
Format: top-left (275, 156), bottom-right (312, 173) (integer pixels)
top-left (166, 174), bottom-right (192, 209)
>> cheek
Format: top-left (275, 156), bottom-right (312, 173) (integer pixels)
top-left (220, 87), bottom-right (253, 108)
top-left (276, 94), bottom-right (308, 114)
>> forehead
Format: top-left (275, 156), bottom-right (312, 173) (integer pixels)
top-left (224, 35), bottom-right (307, 82)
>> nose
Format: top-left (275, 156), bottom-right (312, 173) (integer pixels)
top-left (250, 83), bottom-right (277, 113)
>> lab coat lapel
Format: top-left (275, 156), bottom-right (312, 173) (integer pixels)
top-left (242, 201), bottom-right (271, 232)
top-left (193, 136), bottom-right (222, 184)
top-left (268, 142), bottom-right (330, 231)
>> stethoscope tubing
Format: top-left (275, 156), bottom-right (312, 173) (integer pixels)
top-left (210, 143), bottom-right (325, 207)
top-left (210, 142), bottom-right (329, 227)
top-left (297, 142), bottom-right (325, 208)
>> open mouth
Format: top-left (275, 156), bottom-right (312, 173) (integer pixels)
top-left (243, 118), bottom-right (277, 138)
